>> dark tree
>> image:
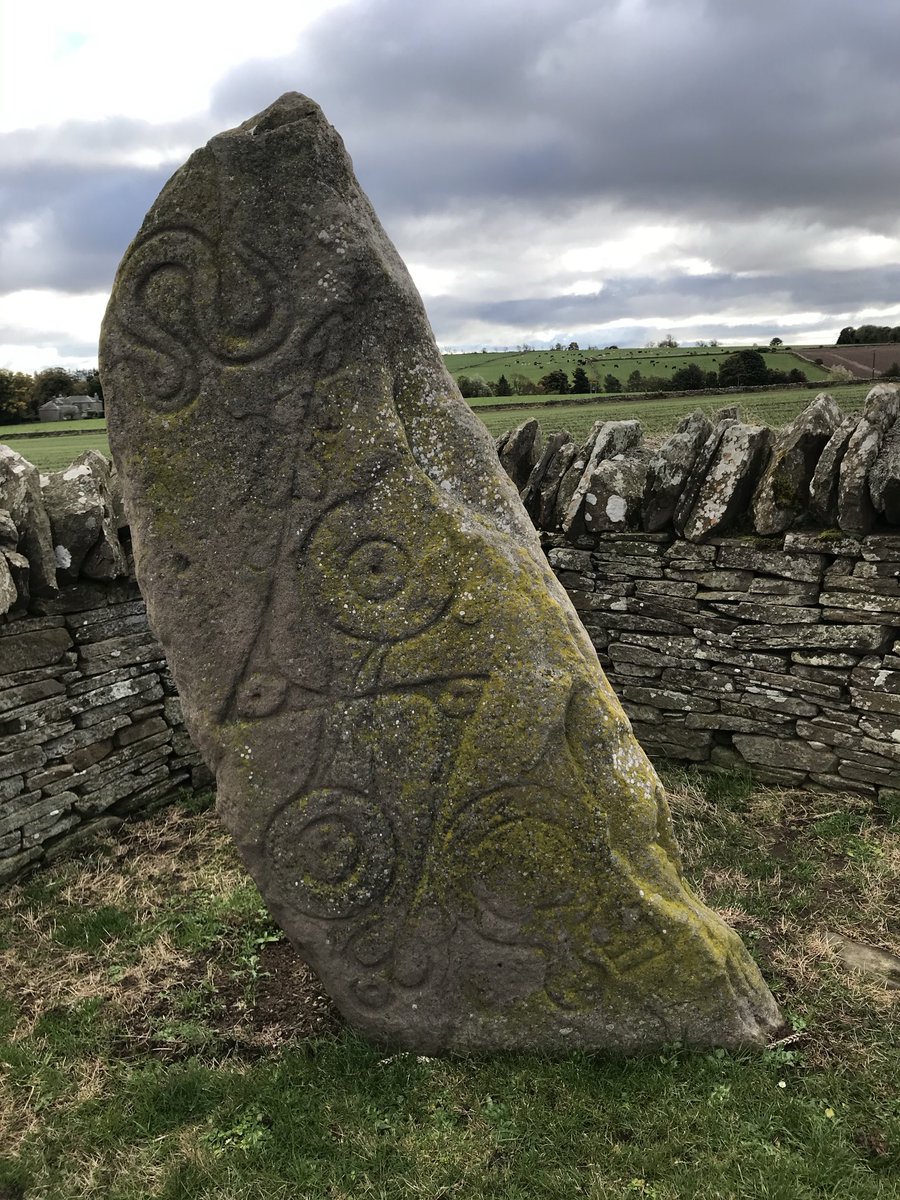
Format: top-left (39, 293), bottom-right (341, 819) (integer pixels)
top-left (717, 349), bottom-right (768, 388)
top-left (570, 366), bottom-right (591, 394)
top-left (0, 370), bottom-right (34, 423)
top-left (495, 373), bottom-right (513, 396)
top-left (539, 369), bottom-right (570, 394)
top-left (670, 363), bottom-right (706, 390)
top-left (456, 374), bottom-right (493, 398)
top-left (603, 373), bottom-right (622, 393)
top-left (769, 337), bottom-right (783, 349)
top-left (626, 369), bottom-right (644, 392)
top-left (32, 367), bottom-right (77, 408)
top-left (787, 368), bottom-right (807, 384)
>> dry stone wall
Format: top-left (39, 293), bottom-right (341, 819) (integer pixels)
top-left (0, 444), bottom-right (209, 884)
top-left (497, 386), bottom-right (900, 806)
top-left (1, 383), bottom-right (899, 883)
top-left (543, 529), bottom-right (900, 800)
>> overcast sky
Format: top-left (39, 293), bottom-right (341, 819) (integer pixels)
top-left (3, 0), bottom-right (900, 372)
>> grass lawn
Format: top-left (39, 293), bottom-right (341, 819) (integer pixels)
top-left (2, 432), bottom-right (111, 472)
top-left (0, 774), bottom-right (896, 1199)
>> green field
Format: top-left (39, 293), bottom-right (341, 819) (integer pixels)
top-left (444, 346), bottom-right (832, 388)
top-left (3, 432), bottom-right (110, 472)
top-left (1, 773), bottom-right (897, 1198)
top-left (0, 376), bottom-right (877, 472)
top-left (477, 385), bottom-right (873, 442)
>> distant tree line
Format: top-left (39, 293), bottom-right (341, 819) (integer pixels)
top-left (456, 350), bottom-right (807, 398)
top-left (0, 367), bottom-right (103, 424)
top-left (836, 325), bottom-right (900, 345)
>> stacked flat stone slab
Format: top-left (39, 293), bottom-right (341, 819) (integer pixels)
top-left (498, 388), bottom-right (900, 540)
top-left (0, 584), bottom-right (209, 884)
top-left (100, 93), bottom-right (781, 1053)
top-left (544, 529), bottom-right (900, 802)
top-left (0, 440), bottom-right (209, 884)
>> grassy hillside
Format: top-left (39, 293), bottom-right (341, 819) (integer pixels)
top-left (444, 346), bottom-right (832, 388)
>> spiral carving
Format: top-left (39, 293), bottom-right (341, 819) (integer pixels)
top-left (265, 787), bottom-right (395, 920)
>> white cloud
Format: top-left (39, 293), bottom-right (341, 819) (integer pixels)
top-left (0, 0), bottom-right (349, 131)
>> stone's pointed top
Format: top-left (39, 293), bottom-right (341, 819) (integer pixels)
top-left (101, 96), bottom-right (781, 1054)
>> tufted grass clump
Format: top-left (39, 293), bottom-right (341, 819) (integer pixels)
top-left (0, 775), bottom-right (897, 1199)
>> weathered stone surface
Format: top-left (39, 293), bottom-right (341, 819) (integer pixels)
top-left (41, 451), bottom-right (127, 585)
top-left (581, 452), bottom-right (651, 534)
top-left (562, 421), bottom-right (643, 537)
top-left (733, 734), bottom-right (836, 773)
top-left (0, 626), bottom-right (72, 673)
top-left (536, 441), bottom-right (576, 530)
top-left (498, 420), bottom-right (542, 492)
top-left (808, 415), bottom-right (857, 528)
top-left (0, 509), bottom-right (17, 550)
top-left (753, 393), bottom-right (842, 535)
top-left (520, 430), bottom-right (571, 521)
top-left (869, 415), bottom-right (900, 525)
top-left (100, 93), bottom-right (780, 1053)
top-left (682, 424), bottom-right (771, 542)
top-left (0, 444), bottom-right (57, 597)
top-left (2, 548), bottom-right (29, 610)
top-left (642, 410), bottom-right (712, 533)
top-left (838, 385), bottom-right (900, 535)
top-left (0, 553), bottom-right (15, 616)
top-left (672, 419), bottom-right (736, 536)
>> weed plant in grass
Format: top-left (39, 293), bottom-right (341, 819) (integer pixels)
top-left (0, 774), bottom-right (897, 1198)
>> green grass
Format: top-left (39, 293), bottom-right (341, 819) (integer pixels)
top-left (477, 386), bottom-right (873, 442)
top-left (0, 776), bottom-right (896, 1199)
top-left (3, 431), bottom-right (111, 471)
top-left (444, 346), bottom-right (833, 387)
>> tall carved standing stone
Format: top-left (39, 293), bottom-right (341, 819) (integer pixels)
top-left (100, 94), bottom-right (781, 1052)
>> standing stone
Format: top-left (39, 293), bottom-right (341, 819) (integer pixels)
top-left (582, 451), bottom-right (652, 534)
top-left (101, 93), bottom-right (780, 1053)
top-left (838, 385), bottom-right (900, 535)
top-left (0, 445), bottom-right (57, 597)
top-left (498, 419), bottom-right (542, 491)
top-left (536, 440), bottom-right (576, 530)
top-left (0, 554), bottom-right (15, 616)
top-left (520, 429), bottom-right (571, 522)
top-left (869, 416), bottom-right (900, 525)
top-left (681, 423), bottom-right (771, 542)
top-left (752, 393), bottom-right (842, 535)
top-left (808, 415), bottom-right (858, 527)
top-left (40, 450), bottom-right (127, 585)
top-left (562, 420), bottom-right (643, 537)
top-left (642, 410), bottom-right (712, 532)
top-left (673, 418), bottom-right (737, 536)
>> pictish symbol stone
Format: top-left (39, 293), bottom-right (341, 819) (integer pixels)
top-left (100, 93), bottom-right (782, 1053)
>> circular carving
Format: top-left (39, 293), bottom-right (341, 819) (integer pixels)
top-left (266, 788), bottom-right (395, 919)
top-left (306, 495), bottom-right (456, 643)
top-left (346, 538), bottom-right (407, 601)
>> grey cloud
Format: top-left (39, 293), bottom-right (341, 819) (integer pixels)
top-left (0, 163), bottom-right (169, 291)
top-left (210, 0), bottom-right (900, 227)
top-left (428, 263), bottom-right (900, 336)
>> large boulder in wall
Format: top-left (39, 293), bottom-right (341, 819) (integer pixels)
top-left (100, 93), bottom-right (780, 1054)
